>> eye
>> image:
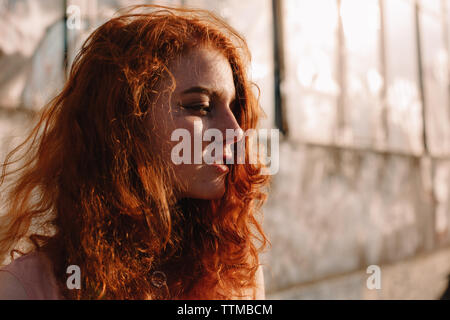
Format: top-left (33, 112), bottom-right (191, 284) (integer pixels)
top-left (181, 103), bottom-right (212, 115)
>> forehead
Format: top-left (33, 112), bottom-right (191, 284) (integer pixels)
top-left (169, 47), bottom-right (236, 98)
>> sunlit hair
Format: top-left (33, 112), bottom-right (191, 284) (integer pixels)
top-left (0, 5), bottom-right (270, 299)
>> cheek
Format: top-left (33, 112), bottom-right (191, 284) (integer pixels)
top-left (153, 116), bottom-right (195, 161)
top-left (174, 163), bottom-right (197, 180)
top-left (159, 116), bottom-right (217, 179)
top-left (173, 117), bottom-right (210, 160)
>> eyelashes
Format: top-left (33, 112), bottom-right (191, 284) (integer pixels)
top-left (180, 103), bottom-right (212, 115)
top-left (178, 100), bottom-right (237, 116)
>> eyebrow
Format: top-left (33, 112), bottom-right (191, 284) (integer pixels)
top-left (180, 86), bottom-right (235, 101)
top-left (181, 86), bottom-right (212, 95)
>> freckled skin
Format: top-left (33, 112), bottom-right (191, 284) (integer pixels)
top-left (153, 47), bottom-right (242, 200)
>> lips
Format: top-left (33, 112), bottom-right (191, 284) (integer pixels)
top-left (211, 163), bottom-right (229, 173)
top-left (210, 147), bottom-right (232, 173)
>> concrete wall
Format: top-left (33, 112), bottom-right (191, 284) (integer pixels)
top-left (262, 141), bottom-right (450, 299)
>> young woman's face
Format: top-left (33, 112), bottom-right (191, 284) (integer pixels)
top-left (153, 46), bottom-right (243, 200)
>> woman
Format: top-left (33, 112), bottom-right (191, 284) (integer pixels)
top-left (0, 5), bottom-right (269, 300)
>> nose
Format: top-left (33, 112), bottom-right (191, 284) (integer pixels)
top-left (218, 107), bottom-right (244, 146)
top-left (215, 107), bottom-right (244, 164)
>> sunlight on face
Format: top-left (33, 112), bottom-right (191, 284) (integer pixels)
top-left (153, 46), bottom-right (243, 200)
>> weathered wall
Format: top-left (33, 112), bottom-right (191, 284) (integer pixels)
top-left (262, 142), bottom-right (450, 299)
top-left (261, 0), bottom-right (450, 299)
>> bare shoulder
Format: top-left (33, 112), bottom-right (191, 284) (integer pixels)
top-left (0, 271), bottom-right (29, 300)
top-left (236, 264), bottom-right (265, 300)
top-left (255, 265), bottom-right (265, 300)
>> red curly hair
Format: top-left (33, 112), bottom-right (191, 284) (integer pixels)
top-left (0, 5), bottom-right (270, 299)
